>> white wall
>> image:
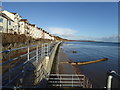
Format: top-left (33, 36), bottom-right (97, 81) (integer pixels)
top-left (32, 26), bottom-right (37, 39)
top-left (44, 33), bottom-right (48, 39)
top-left (2, 10), bottom-right (14, 21)
top-left (8, 20), bottom-right (14, 33)
top-left (37, 29), bottom-right (42, 39)
top-left (19, 21), bottom-right (25, 34)
top-left (2, 16), bottom-right (7, 33)
top-left (0, 15), bottom-right (3, 33)
top-left (13, 13), bottom-right (22, 34)
top-left (51, 36), bottom-right (55, 40)
top-left (30, 26), bottom-right (34, 37)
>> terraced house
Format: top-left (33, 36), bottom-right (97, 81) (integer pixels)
top-left (1, 10), bottom-right (55, 41)
top-left (12, 12), bottom-right (22, 34)
top-left (36, 27), bottom-right (43, 39)
top-left (19, 19), bottom-right (29, 35)
top-left (1, 10), bottom-right (14, 33)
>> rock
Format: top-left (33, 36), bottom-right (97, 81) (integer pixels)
top-left (72, 51), bottom-right (77, 53)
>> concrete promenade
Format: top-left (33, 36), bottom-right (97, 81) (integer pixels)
top-left (57, 45), bottom-right (77, 74)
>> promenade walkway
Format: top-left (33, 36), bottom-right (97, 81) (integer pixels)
top-left (57, 45), bottom-right (76, 74)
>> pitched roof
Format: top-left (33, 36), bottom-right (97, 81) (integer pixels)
top-left (11, 12), bottom-right (17, 15)
top-left (47, 32), bottom-right (49, 34)
top-left (20, 19), bottom-right (29, 23)
top-left (31, 24), bottom-right (36, 27)
top-left (38, 27), bottom-right (41, 30)
top-left (42, 30), bottom-right (45, 32)
top-left (36, 27), bottom-right (39, 29)
top-left (20, 19), bottom-right (28, 21)
top-left (11, 12), bottom-right (22, 18)
top-left (2, 13), bottom-right (14, 21)
top-left (44, 30), bottom-right (47, 33)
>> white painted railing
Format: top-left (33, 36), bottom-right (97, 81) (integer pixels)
top-left (2, 41), bottom-right (58, 87)
top-left (107, 70), bottom-right (120, 90)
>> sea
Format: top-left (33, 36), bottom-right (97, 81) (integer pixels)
top-left (62, 41), bottom-right (119, 88)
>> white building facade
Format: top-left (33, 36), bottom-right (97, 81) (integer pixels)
top-left (1, 11), bottom-right (14, 33)
top-left (12, 12), bottom-right (22, 34)
top-left (1, 10), bottom-right (56, 41)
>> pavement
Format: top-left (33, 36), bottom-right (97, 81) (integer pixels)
top-left (57, 45), bottom-right (77, 74)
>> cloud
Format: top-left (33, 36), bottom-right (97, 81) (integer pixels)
top-left (76, 34), bottom-right (119, 42)
top-left (69, 34), bottom-right (119, 42)
top-left (46, 27), bottom-right (119, 42)
top-left (46, 27), bottom-right (77, 39)
top-left (98, 34), bottom-right (119, 42)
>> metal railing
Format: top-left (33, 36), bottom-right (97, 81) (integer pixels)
top-left (1, 41), bottom-right (58, 87)
top-left (47, 74), bottom-right (92, 88)
top-left (107, 70), bottom-right (120, 90)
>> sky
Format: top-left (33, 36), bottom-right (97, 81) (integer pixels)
top-left (2, 2), bottom-right (118, 42)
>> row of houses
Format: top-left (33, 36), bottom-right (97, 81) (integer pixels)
top-left (0, 10), bottom-right (55, 40)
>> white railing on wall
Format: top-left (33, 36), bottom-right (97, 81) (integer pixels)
top-left (1, 41), bottom-right (58, 87)
top-left (107, 70), bottom-right (120, 90)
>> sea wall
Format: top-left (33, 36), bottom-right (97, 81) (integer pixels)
top-left (34, 42), bottom-right (61, 85)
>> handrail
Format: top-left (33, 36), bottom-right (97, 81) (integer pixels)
top-left (2, 42), bottom-right (58, 86)
top-left (1, 42), bottom-right (57, 66)
top-left (49, 74), bottom-right (85, 76)
top-left (0, 42), bottom-right (57, 53)
top-left (0, 45), bottom-right (36, 53)
top-left (107, 70), bottom-right (120, 90)
top-left (1, 53), bottom-right (28, 66)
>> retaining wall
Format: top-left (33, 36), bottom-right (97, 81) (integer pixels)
top-left (35, 42), bottom-right (61, 85)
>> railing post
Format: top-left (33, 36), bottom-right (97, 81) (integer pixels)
top-left (41, 44), bottom-right (43, 58)
top-left (36, 45), bottom-right (38, 64)
top-left (48, 44), bottom-right (50, 56)
top-left (90, 84), bottom-right (92, 88)
top-left (107, 71), bottom-right (114, 90)
top-left (60, 74), bottom-right (61, 87)
top-left (107, 75), bottom-right (113, 90)
top-left (43, 43), bottom-right (45, 57)
top-left (72, 75), bottom-right (73, 87)
top-left (83, 75), bottom-right (85, 88)
top-left (27, 46), bottom-right (29, 61)
top-left (87, 78), bottom-right (89, 88)
top-left (44, 43), bottom-right (48, 56)
top-left (8, 49), bottom-right (11, 83)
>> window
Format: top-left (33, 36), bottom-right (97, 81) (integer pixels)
top-left (0, 18), bottom-right (3, 22)
top-left (9, 21), bottom-right (11, 25)
top-left (0, 26), bottom-right (3, 30)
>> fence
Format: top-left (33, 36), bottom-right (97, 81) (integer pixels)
top-left (1, 41), bottom-right (59, 87)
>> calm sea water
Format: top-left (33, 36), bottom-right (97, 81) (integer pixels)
top-left (63, 41), bottom-right (119, 88)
